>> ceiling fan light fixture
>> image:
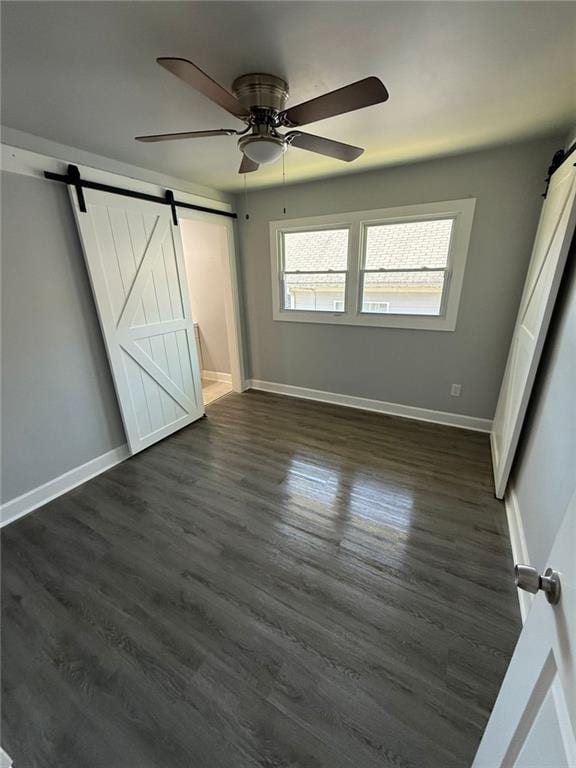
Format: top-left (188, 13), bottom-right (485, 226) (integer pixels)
top-left (240, 136), bottom-right (286, 165)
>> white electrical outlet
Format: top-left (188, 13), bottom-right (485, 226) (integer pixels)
top-left (450, 383), bottom-right (462, 397)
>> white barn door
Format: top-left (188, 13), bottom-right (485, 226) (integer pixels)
top-left (70, 189), bottom-right (204, 454)
top-left (473, 490), bottom-right (576, 767)
top-left (491, 159), bottom-right (576, 498)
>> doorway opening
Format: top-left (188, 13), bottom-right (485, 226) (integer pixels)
top-left (179, 215), bottom-right (242, 406)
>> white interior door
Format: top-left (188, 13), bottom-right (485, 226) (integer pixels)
top-left (473, 490), bottom-right (576, 767)
top-left (491, 159), bottom-right (576, 498)
top-left (70, 188), bottom-right (204, 454)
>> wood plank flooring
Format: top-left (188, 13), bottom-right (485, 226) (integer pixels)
top-left (1, 391), bottom-right (521, 768)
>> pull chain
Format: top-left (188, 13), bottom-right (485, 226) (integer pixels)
top-left (243, 174), bottom-right (249, 220)
top-left (282, 152), bottom-right (287, 216)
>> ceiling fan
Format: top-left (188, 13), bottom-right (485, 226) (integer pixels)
top-left (135, 58), bottom-right (389, 173)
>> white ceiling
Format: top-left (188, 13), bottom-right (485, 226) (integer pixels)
top-left (2, 2), bottom-right (575, 192)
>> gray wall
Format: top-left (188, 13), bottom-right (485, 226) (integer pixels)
top-left (511, 244), bottom-right (576, 571)
top-left (235, 135), bottom-right (563, 418)
top-left (1, 171), bottom-right (125, 503)
top-left (181, 219), bottom-right (231, 375)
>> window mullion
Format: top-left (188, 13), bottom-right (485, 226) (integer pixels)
top-left (345, 220), bottom-right (361, 315)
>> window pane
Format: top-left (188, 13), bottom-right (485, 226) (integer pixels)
top-left (283, 229), bottom-right (349, 272)
top-left (362, 271), bottom-right (446, 315)
top-left (364, 219), bottom-right (453, 270)
top-left (284, 273), bottom-right (345, 312)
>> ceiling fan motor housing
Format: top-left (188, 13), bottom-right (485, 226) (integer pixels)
top-left (233, 74), bottom-right (290, 164)
top-left (232, 73), bottom-right (289, 114)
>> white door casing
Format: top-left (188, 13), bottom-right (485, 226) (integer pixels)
top-left (177, 208), bottom-right (246, 393)
top-left (491, 159), bottom-right (576, 498)
top-left (70, 188), bottom-right (204, 454)
top-left (473, 490), bottom-right (576, 767)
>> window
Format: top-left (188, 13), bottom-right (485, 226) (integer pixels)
top-left (280, 228), bottom-right (349, 312)
top-left (270, 198), bottom-right (475, 331)
top-left (361, 219), bottom-right (453, 316)
top-left (362, 301), bottom-right (390, 314)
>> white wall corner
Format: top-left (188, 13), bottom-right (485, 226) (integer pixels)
top-left (505, 486), bottom-right (533, 624)
top-left (245, 379), bottom-right (493, 433)
top-left (1, 747), bottom-right (13, 768)
top-left (0, 444), bottom-right (130, 528)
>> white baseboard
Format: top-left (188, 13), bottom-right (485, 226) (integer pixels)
top-left (246, 379), bottom-right (493, 433)
top-left (0, 444), bottom-right (130, 528)
top-left (505, 486), bottom-right (532, 623)
top-left (0, 748), bottom-right (13, 768)
top-left (202, 370), bottom-right (232, 384)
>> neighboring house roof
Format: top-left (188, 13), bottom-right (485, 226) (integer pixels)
top-left (365, 219), bottom-right (453, 270)
top-left (284, 219), bottom-right (452, 288)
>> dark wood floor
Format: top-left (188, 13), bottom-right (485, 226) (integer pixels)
top-left (2, 391), bottom-right (520, 768)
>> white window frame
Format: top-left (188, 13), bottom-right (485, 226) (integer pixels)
top-left (270, 198), bottom-right (476, 331)
top-left (277, 224), bottom-right (352, 315)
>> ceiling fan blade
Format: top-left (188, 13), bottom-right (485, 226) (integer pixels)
top-left (135, 129), bottom-right (239, 143)
top-left (280, 77), bottom-right (388, 127)
top-left (157, 57), bottom-right (249, 119)
top-left (239, 155), bottom-right (259, 174)
top-left (286, 131), bottom-right (364, 162)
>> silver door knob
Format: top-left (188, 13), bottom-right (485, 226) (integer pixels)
top-left (514, 564), bottom-right (561, 605)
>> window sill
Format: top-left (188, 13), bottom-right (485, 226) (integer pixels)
top-left (272, 309), bottom-right (457, 331)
